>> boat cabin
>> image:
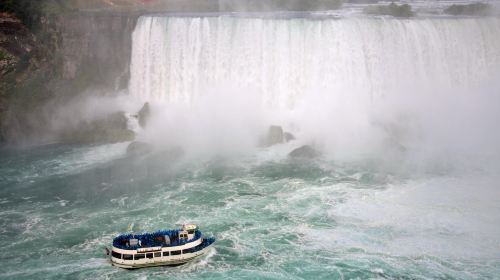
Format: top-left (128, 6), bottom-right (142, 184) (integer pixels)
top-left (110, 224), bottom-right (215, 269)
top-left (180, 224), bottom-right (197, 240)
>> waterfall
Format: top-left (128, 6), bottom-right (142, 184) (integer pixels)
top-left (129, 16), bottom-right (500, 108)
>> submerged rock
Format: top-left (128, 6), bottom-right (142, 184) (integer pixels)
top-left (126, 141), bottom-right (152, 156)
top-left (60, 111), bottom-right (135, 144)
top-left (136, 102), bottom-right (151, 129)
top-left (288, 145), bottom-right (319, 159)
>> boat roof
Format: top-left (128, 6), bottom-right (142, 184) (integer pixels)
top-left (183, 224), bottom-right (197, 231)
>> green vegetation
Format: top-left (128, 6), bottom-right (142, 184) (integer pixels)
top-left (0, 0), bottom-right (69, 29)
top-left (0, 0), bottom-right (43, 28)
top-left (0, 49), bottom-right (7, 61)
top-left (444, 3), bottom-right (491, 16)
top-left (364, 2), bottom-right (415, 18)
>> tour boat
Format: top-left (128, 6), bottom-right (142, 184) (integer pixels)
top-left (109, 224), bottom-right (215, 269)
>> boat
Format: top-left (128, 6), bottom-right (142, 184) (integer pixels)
top-left (109, 224), bottom-right (215, 269)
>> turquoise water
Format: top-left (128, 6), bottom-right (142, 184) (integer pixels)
top-left (0, 143), bottom-right (499, 279)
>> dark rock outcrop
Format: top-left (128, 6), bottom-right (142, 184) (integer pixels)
top-left (136, 102), bottom-right (150, 129)
top-left (288, 145), bottom-right (319, 159)
top-left (261, 126), bottom-right (297, 146)
top-left (60, 111), bottom-right (134, 144)
top-left (266, 125), bottom-right (284, 146)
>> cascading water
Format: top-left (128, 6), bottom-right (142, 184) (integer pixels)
top-left (129, 16), bottom-right (500, 108)
top-left (129, 15), bottom-right (500, 161)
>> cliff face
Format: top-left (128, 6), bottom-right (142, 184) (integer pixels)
top-left (58, 13), bottom-right (137, 89)
top-left (0, 11), bottom-right (138, 145)
top-left (0, 13), bottom-right (34, 77)
top-left (0, 12), bottom-right (45, 144)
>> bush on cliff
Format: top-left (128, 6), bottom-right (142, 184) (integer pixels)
top-left (0, 0), bottom-right (43, 28)
top-left (444, 3), bottom-right (492, 16)
top-left (364, 3), bottom-right (415, 18)
top-left (0, 0), bottom-right (68, 29)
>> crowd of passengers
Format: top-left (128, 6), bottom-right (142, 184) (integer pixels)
top-left (113, 230), bottom-right (201, 249)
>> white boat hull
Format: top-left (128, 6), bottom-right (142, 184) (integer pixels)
top-left (110, 245), bottom-right (211, 269)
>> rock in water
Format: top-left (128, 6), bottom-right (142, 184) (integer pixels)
top-left (288, 145), bottom-right (319, 159)
top-left (265, 125), bottom-right (284, 146)
top-left (137, 102), bottom-right (151, 128)
top-left (284, 132), bottom-right (296, 142)
top-left (126, 141), bottom-right (153, 156)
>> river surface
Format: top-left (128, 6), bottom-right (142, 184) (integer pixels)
top-left (1, 142), bottom-right (499, 279)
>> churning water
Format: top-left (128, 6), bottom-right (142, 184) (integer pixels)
top-left (1, 13), bottom-right (500, 279)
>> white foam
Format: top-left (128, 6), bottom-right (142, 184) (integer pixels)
top-left (310, 175), bottom-right (500, 259)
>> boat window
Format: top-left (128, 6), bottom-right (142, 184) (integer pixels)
top-left (111, 251), bottom-right (121, 259)
top-left (134, 254), bottom-right (145, 260)
top-left (187, 230), bottom-right (194, 234)
top-left (154, 252), bottom-right (161, 258)
top-left (163, 251), bottom-right (170, 257)
top-left (171, 250), bottom-right (181, 255)
top-left (183, 248), bottom-right (195, 254)
top-left (123, 254), bottom-right (133, 260)
top-left (146, 253), bottom-right (153, 259)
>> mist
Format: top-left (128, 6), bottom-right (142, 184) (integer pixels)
top-left (119, 15), bottom-right (500, 173)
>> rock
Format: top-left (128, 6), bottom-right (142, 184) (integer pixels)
top-left (284, 132), bottom-right (295, 142)
top-left (60, 111), bottom-right (135, 144)
top-left (136, 102), bottom-right (150, 128)
top-left (265, 125), bottom-right (284, 146)
top-left (126, 141), bottom-right (152, 156)
top-left (288, 145), bottom-right (319, 159)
